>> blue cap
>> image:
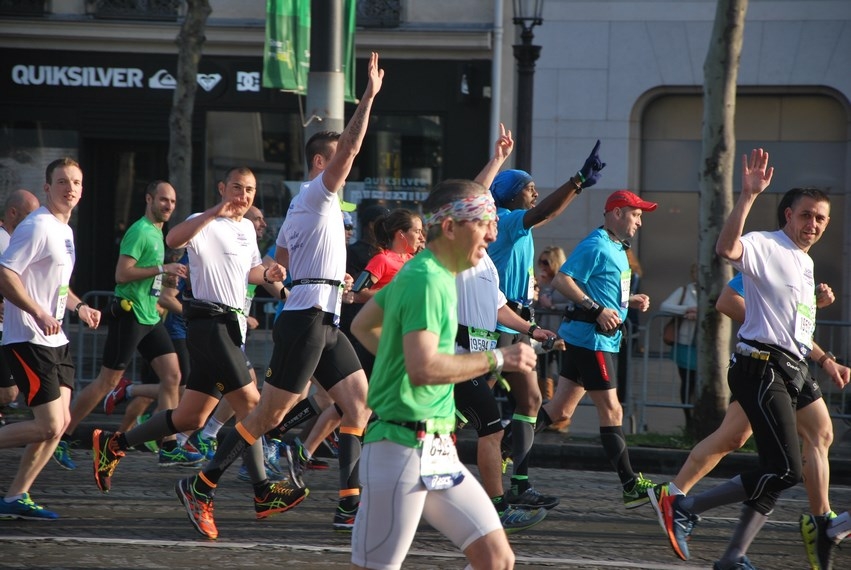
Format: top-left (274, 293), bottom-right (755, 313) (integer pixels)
top-left (490, 169), bottom-right (533, 208)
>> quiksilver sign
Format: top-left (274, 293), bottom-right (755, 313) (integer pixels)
top-left (11, 65), bottom-right (230, 93)
top-left (11, 65), bottom-right (145, 88)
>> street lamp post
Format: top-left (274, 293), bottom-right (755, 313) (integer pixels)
top-left (512, 0), bottom-right (543, 173)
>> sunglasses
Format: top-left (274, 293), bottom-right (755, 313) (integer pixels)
top-left (344, 225), bottom-right (354, 231)
top-left (537, 259), bottom-right (550, 267)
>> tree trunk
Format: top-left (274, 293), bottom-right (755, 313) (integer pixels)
top-left (693, 0), bottom-right (748, 440)
top-left (168, 0), bottom-right (212, 228)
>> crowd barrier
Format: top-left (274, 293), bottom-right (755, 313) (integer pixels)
top-left (67, 296), bottom-right (850, 433)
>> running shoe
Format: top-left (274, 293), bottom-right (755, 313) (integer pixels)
top-left (712, 556), bottom-right (758, 570)
top-left (237, 462), bottom-right (287, 483)
top-left (0, 493), bottom-right (59, 520)
top-left (188, 432), bottom-right (217, 461)
top-left (661, 493), bottom-right (699, 561)
top-left (623, 473), bottom-right (654, 509)
top-left (827, 510), bottom-right (851, 543)
top-left (263, 437), bottom-right (286, 480)
top-left (499, 505), bottom-right (547, 535)
top-left (801, 511), bottom-right (837, 570)
top-left (254, 481), bottom-right (308, 519)
top-left (307, 456), bottom-right (329, 470)
top-left (103, 376), bottom-right (132, 415)
top-left (158, 444), bottom-right (204, 468)
top-left (647, 482), bottom-right (674, 529)
top-left (284, 442), bottom-right (308, 489)
top-left (323, 429), bottom-right (340, 458)
top-left (52, 439), bottom-right (76, 470)
top-left (332, 502), bottom-right (358, 531)
top-left (93, 429), bottom-right (125, 493)
top-left (175, 477), bottom-right (218, 539)
top-left (504, 486), bottom-right (560, 510)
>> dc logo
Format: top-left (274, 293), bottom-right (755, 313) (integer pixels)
top-left (237, 71), bottom-right (260, 92)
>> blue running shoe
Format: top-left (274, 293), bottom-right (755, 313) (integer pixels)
top-left (0, 493), bottom-right (58, 520)
top-left (661, 493), bottom-right (700, 561)
top-left (52, 440), bottom-right (76, 470)
top-left (263, 438), bottom-right (286, 480)
top-left (189, 432), bottom-right (217, 461)
top-left (158, 444), bottom-right (204, 468)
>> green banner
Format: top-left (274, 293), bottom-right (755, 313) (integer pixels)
top-left (263, 0), bottom-right (356, 103)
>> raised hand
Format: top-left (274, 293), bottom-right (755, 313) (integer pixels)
top-left (494, 123), bottom-right (514, 162)
top-left (578, 140), bottom-right (606, 188)
top-left (363, 52), bottom-right (384, 100)
top-left (742, 148), bottom-right (774, 196)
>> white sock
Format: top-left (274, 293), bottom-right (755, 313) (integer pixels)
top-left (202, 417), bottom-right (225, 439)
top-left (668, 482), bottom-right (684, 495)
top-left (176, 433), bottom-right (188, 447)
top-left (125, 385), bottom-right (134, 399)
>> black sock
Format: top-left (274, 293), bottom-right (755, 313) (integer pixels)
top-left (161, 439), bottom-right (177, 451)
top-left (252, 479), bottom-right (271, 497)
top-left (599, 425), bottom-right (635, 487)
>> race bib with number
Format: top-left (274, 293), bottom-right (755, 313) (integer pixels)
top-left (468, 327), bottom-right (499, 352)
top-left (149, 273), bottom-right (163, 298)
top-left (55, 285), bottom-right (69, 320)
top-left (794, 301), bottom-right (815, 352)
top-left (620, 269), bottom-right (631, 308)
top-left (419, 432), bottom-right (465, 491)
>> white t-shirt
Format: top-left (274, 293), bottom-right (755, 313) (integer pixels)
top-left (0, 206), bottom-right (75, 347)
top-left (185, 214), bottom-right (262, 311)
top-left (733, 229), bottom-right (815, 358)
top-left (456, 253), bottom-right (506, 331)
top-left (277, 172), bottom-right (345, 315)
top-left (0, 226), bottom-right (10, 333)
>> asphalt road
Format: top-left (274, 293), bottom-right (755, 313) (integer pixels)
top-left (1, 444), bottom-right (849, 569)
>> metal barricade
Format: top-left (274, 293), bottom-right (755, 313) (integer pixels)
top-left (811, 320), bottom-right (851, 425)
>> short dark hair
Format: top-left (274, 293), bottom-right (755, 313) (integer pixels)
top-left (146, 180), bottom-right (170, 198)
top-left (222, 166), bottom-right (255, 185)
top-left (776, 187), bottom-right (830, 228)
top-left (305, 131), bottom-right (341, 165)
top-left (45, 157), bottom-right (81, 184)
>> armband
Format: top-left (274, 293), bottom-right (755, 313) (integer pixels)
top-left (579, 296), bottom-right (604, 318)
top-left (818, 351), bottom-right (837, 368)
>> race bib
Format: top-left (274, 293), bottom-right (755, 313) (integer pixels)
top-left (526, 267), bottom-right (536, 303)
top-left (794, 301), bottom-right (815, 351)
top-left (468, 327), bottom-right (499, 352)
top-left (620, 269), bottom-right (631, 308)
top-left (55, 285), bottom-right (69, 320)
top-left (419, 432), bottom-right (465, 491)
top-left (149, 273), bottom-right (163, 298)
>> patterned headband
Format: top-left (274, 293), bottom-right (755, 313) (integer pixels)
top-left (423, 193), bottom-right (498, 229)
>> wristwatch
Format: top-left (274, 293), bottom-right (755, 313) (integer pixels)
top-left (528, 323), bottom-right (539, 337)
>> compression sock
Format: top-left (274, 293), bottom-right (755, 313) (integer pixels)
top-left (200, 421), bottom-right (254, 486)
top-left (511, 414), bottom-right (536, 479)
top-left (600, 425), bottom-right (636, 487)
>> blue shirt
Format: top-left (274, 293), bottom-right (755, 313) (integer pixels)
top-left (488, 208), bottom-right (533, 333)
top-left (557, 228), bottom-right (630, 352)
top-left (729, 273), bottom-right (744, 297)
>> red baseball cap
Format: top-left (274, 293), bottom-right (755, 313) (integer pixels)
top-left (604, 190), bottom-right (658, 213)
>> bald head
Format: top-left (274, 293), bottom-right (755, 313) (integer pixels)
top-left (244, 206), bottom-right (267, 240)
top-left (3, 189), bottom-right (40, 233)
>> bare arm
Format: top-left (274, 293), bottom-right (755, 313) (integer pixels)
top-left (403, 329), bottom-right (537, 386)
top-left (716, 149), bottom-right (774, 261)
top-left (157, 283), bottom-right (183, 315)
top-left (321, 52), bottom-right (384, 193)
top-left (552, 272), bottom-right (621, 333)
top-left (715, 285), bottom-right (746, 322)
top-left (115, 254), bottom-right (187, 284)
top-left (522, 140), bottom-right (604, 229)
top-left (166, 201), bottom-right (236, 249)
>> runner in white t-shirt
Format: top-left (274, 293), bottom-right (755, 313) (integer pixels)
top-left (175, 52), bottom-right (385, 534)
top-left (0, 159), bottom-right (101, 521)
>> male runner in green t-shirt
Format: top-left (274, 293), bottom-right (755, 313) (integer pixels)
top-left (58, 180), bottom-right (199, 472)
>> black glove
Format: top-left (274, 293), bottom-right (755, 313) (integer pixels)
top-left (577, 140), bottom-right (606, 188)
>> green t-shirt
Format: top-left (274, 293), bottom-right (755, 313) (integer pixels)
top-left (365, 249), bottom-right (458, 448)
top-left (114, 216), bottom-right (165, 325)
